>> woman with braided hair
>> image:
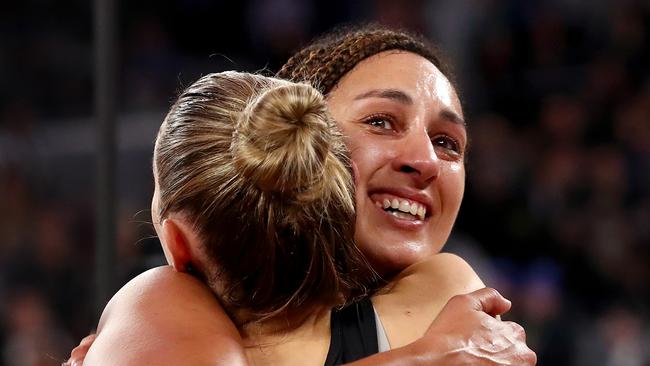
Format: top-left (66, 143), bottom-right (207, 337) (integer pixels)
top-left (71, 25), bottom-right (536, 365)
top-left (276, 25), bottom-right (463, 278)
top-left (276, 24), bottom-right (535, 364)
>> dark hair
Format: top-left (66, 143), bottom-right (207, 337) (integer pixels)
top-left (277, 24), bottom-right (456, 95)
top-left (154, 71), bottom-right (372, 321)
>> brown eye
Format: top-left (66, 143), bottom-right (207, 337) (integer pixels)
top-left (364, 114), bottom-right (394, 130)
top-left (432, 135), bottom-right (461, 155)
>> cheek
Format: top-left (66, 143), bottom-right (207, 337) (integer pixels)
top-left (444, 163), bottom-right (466, 208)
top-left (343, 132), bottom-right (373, 186)
top-left (347, 142), bottom-right (385, 195)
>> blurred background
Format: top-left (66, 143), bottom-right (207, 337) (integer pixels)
top-left (1, 0), bottom-right (649, 364)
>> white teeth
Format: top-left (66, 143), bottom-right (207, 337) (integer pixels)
top-left (417, 206), bottom-right (426, 220)
top-left (399, 201), bottom-right (410, 212)
top-left (375, 197), bottom-right (427, 221)
top-left (391, 199), bottom-right (399, 209)
top-left (409, 204), bottom-right (418, 215)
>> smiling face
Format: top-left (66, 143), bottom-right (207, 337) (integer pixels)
top-left (327, 51), bottom-right (467, 276)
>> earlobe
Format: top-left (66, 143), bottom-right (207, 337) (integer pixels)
top-left (160, 219), bottom-right (193, 272)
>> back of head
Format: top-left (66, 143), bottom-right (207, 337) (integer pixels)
top-left (154, 71), bottom-right (371, 321)
top-left (277, 23), bottom-right (455, 95)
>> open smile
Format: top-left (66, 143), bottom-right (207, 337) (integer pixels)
top-left (369, 190), bottom-right (433, 223)
top-left (374, 197), bottom-right (427, 220)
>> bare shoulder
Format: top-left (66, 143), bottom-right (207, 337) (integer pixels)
top-left (380, 253), bottom-right (485, 299)
top-left (84, 266), bottom-right (248, 366)
top-left (95, 266), bottom-right (231, 332)
top-left (407, 252), bottom-right (485, 294)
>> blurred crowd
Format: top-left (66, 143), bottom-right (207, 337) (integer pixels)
top-left (0, 1), bottom-right (648, 365)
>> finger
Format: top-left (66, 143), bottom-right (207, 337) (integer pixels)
top-left (69, 333), bottom-right (97, 365)
top-left (70, 344), bottom-right (89, 360)
top-left (468, 287), bottom-right (511, 317)
top-left (69, 347), bottom-right (86, 366)
top-left (79, 333), bottom-right (97, 346)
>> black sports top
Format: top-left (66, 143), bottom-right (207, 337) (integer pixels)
top-left (324, 297), bottom-right (379, 365)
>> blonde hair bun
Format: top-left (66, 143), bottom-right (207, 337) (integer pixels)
top-left (232, 83), bottom-right (341, 200)
top-left (155, 72), bottom-right (369, 318)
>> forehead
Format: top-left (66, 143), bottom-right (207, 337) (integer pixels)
top-left (328, 51), bottom-right (463, 118)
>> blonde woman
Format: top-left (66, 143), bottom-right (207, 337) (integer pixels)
top-left (83, 71), bottom-right (378, 364)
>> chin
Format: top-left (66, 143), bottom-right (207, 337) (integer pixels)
top-left (363, 239), bottom-right (438, 278)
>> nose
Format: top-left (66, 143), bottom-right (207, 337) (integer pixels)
top-left (391, 127), bottom-right (440, 185)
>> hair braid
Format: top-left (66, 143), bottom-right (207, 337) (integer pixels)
top-left (277, 24), bottom-right (455, 95)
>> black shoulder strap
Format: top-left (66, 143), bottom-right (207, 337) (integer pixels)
top-left (324, 297), bottom-right (379, 365)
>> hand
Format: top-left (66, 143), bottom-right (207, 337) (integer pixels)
top-left (413, 287), bottom-right (536, 365)
top-left (63, 333), bottom-right (96, 366)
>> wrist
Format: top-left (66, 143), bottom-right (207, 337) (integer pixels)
top-left (401, 334), bottom-right (448, 366)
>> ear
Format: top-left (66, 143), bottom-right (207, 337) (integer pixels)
top-left (159, 218), bottom-right (194, 272)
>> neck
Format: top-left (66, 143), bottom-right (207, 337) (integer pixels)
top-left (238, 304), bottom-right (333, 366)
top-left (236, 303), bottom-right (330, 343)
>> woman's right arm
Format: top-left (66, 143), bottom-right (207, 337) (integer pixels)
top-left (344, 287), bottom-right (535, 365)
top-left (347, 253), bottom-right (536, 365)
top-left (81, 266), bottom-right (249, 366)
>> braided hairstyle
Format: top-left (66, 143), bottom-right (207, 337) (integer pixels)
top-left (277, 24), bottom-right (456, 96)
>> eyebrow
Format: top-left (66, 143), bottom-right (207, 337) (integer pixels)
top-left (354, 88), bottom-right (466, 127)
top-left (353, 88), bottom-right (413, 104)
top-left (440, 109), bottom-right (466, 127)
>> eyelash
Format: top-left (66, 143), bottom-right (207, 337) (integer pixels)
top-left (362, 113), bottom-right (395, 131)
top-left (361, 113), bottom-right (464, 157)
top-left (432, 135), bottom-right (463, 156)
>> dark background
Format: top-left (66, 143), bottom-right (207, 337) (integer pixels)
top-left (1, 0), bottom-right (649, 365)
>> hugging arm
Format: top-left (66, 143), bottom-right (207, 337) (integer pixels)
top-left (362, 253), bottom-right (536, 366)
top-left (80, 266), bottom-right (248, 366)
top-left (344, 287), bottom-right (536, 366)
top-left (70, 255), bottom-right (534, 365)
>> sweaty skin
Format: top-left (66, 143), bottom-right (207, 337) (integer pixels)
top-left (322, 51), bottom-right (474, 347)
top-left (327, 51), bottom-right (467, 276)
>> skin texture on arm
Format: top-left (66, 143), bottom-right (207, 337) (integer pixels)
top-left (82, 266), bottom-right (249, 366)
top-left (372, 252), bottom-right (485, 348)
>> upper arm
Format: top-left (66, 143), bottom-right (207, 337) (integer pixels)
top-left (84, 266), bottom-right (248, 366)
top-left (372, 253), bottom-right (485, 347)
top-left (379, 252), bottom-right (485, 306)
